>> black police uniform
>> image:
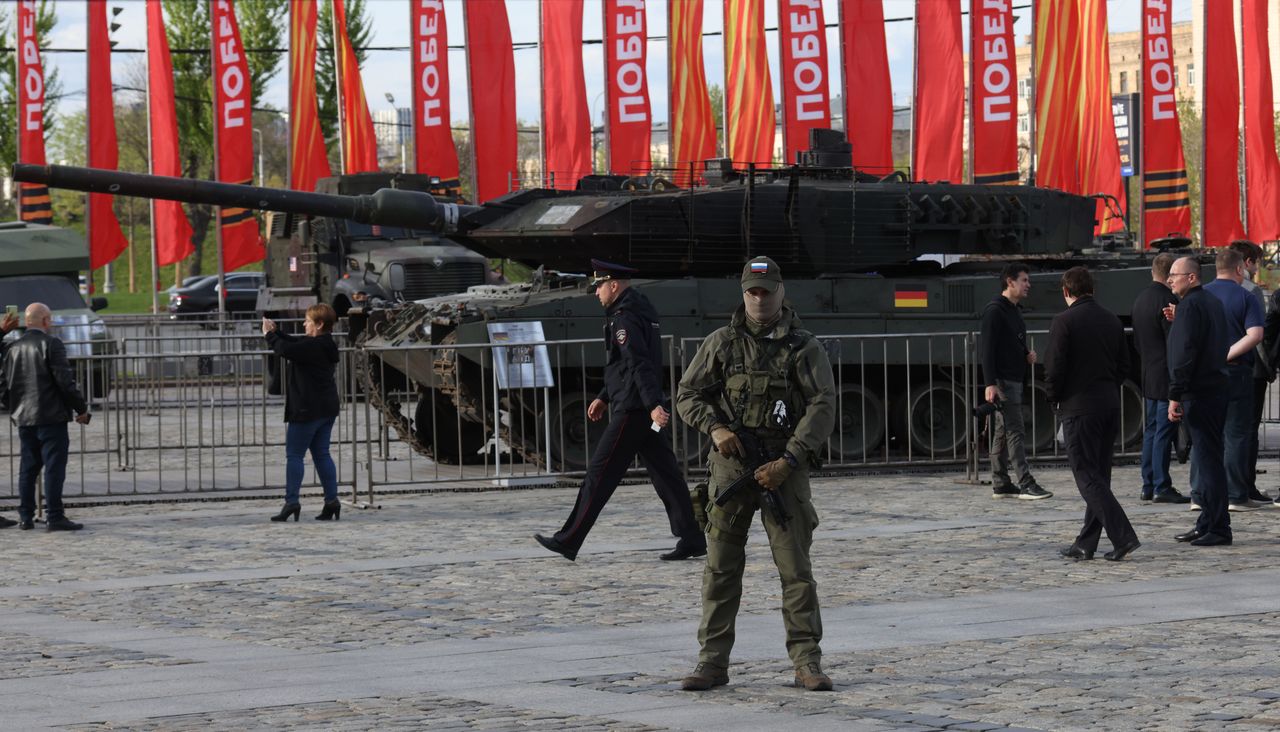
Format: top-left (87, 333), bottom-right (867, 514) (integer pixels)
top-left (544, 261), bottom-right (704, 560)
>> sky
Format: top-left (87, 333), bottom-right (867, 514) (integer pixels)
top-left (43, 0), bottom-right (1190, 136)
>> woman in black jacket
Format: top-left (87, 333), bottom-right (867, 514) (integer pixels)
top-left (263, 304), bottom-right (341, 521)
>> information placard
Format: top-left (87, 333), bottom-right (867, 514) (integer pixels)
top-left (487, 322), bottom-right (555, 389)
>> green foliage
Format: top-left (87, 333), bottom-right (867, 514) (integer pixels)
top-left (0, 0), bottom-right (62, 220)
top-left (1177, 96), bottom-right (1202, 244)
top-left (317, 0), bottom-right (372, 146)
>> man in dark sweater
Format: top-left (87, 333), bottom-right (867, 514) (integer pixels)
top-left (1130, 253), bottom-right (1189, 503)
top-left (1166, 256), bottom-right (1233, 546)
top-left (979, 263), bottom-right (1051, 499)
top-left (1045, 267), bottom-right (1139, 561)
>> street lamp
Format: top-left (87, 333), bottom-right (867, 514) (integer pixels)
top-left (384, 92), bottom-right (406, 173)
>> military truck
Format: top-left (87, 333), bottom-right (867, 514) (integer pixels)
top-left (0, 221), bottom-right (112, 398)
top-left (255, 172), bottom-right (489, 318)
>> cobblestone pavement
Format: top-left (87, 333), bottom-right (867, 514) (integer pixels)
top-left (3, 463), bottom-right (1280, 730)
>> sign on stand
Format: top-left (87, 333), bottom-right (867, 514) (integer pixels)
top-left (486, 322), bottom-right (556, 487)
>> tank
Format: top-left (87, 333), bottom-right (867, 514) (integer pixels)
top-left (12, 132), bottom-right (1189, 466)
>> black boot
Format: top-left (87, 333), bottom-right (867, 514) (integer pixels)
top-left (315, 500), bottom-right (341, 521)
top-left (270, 503), bottom-right (301, 522)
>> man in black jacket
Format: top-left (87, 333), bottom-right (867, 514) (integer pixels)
top-left (979, 263), bottom-right (1051, 499)
top-left (1130, 253), bottom-right (1189, 503)
top-left (0, 303), bottom-right (90, 531)
top-left (0, 309), bottom-right (20, 528)
top-left (1045, 268), bottom-right (1139, 561)
top-left (1166, 256), bottom-right (1233, 546)
top-left (535, 260), bottom-right (705, 562)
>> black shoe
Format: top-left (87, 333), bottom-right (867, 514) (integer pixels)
top-left (534, 533), bottom-right (577, 561)
top-left (1190, 532), bottom-right (1232, 547)
top-left (1249, 489), bottom-right (1272, 503)
top-left (991, 484), bottom-right (1020, 498)
top-left (1018, 485), bottom-right (1052, 500)
top-left (1140, 492), bottom-right (1154, 501)
top-left (46, 517), bottom-right (83, 532)
top-left (270, 503), bottom-right (301, 522)
top-left (1059, 544), bottom-right (1094, 560)
top-left (0, 515), bottom-right (16, 529)
top-left (315, 500), bottom-right (341, 521)
top-left (661, 542), bottom-right (707, 561)
top-left (1104, 540), bottom-right (1141, 561)
top-left (1153, 490), bottom-right (1191, 504)
top-left (1174, 528), bottom-right (1204, 542)
top-left (18, 519), bottom-right (34, 530)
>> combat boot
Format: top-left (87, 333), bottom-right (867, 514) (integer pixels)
top-left (680, 662), bottom-right (728, 691)
top-left (794, 661), bottom-right (833, 691)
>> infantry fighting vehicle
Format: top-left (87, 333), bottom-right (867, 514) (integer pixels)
top-left (13, 132), bottom-right (1166, 467)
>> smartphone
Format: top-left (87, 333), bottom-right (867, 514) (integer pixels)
top-left (5, 304), bottom-right (16, 317)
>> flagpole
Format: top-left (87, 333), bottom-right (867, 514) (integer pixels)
top-left (286, 1), bottom-right (294, 189)
top-left (210, 0), bottom-right (227, 325)
top-left (1028, 0), bottom-right (1037, 186)
top-left (146, 8), bottom-right (159, 316)
top-left (538, 0), bottom-right (548, 186)
top-left (967, 1), bottom-right (975, 185)
top-left (1199, 0), bottom-right (1207, 246)
top-left (910, 1), bottom-right (919, 179)
top-left (332, 0), bottom-right (347, 175)
top-left (85, 0), bottom-right (94, 292)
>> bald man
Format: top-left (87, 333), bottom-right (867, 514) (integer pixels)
top-left (0, 303), bottom-right (90, 531)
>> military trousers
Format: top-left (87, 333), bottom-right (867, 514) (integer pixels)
top-left (697, 450), bottom-right (823, 670)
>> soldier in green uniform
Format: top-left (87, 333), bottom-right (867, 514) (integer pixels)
top-left (675, 256), bottom-right (837, 692)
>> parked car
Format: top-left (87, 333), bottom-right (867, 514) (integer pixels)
top-left (168, 272), bottom-right (265, 320)
top-left (166, 275), bottom-right (213, 294)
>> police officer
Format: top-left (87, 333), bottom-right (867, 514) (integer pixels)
top-left (535, 259), bottom-right (706, 562)
top-left (675, 256), bottom-right (837, 692)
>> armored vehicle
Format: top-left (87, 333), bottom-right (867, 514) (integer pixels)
top-left (13, 133), bottom-right (1169, 467)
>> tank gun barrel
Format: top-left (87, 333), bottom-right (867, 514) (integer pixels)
top-left (12, 163), bottom-right (475, 233)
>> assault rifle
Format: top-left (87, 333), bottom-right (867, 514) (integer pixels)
top-left (712, 429), bottom-right (792, 531)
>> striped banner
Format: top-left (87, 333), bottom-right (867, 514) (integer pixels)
top-left (723, 0), bottom-right (774, 165)
top-left (289, 0), bottom-right (332, 193)
top-left (668, 0), bottom-right (715, 185)
top-left (1035, 0), bottom-right (1082, 195)
top-left (1076, 0), bottom-right (1125, 233)
top-left (334, 0), bottom-right (379, 173)
top-left (1140, 0), bottom-right (1190, 245)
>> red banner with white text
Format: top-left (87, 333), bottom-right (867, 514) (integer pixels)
top-left (465, 0), bottom-right (519, 202)
top-left (147, 0), bottom-right (193, 269)
top-left (970, 0), bottom-right (1018, 185)
top-left (16, 0), bottom-right (51, 224)
top-left (87, 0), bottom-right (128, 269)
top-left (542, 0), bottom-right (592, 189)
top-left (913, 0), bottom-right (963, 182)
top-left (211, 0), bottom-right (263, 272)
top-left (668, 0), bottom-right (715, 186)
top-left (778, 0), bottom-right (829, 166)
top-left (1202, 0), bottom-right (1246, 246)
top-left (289, 0), bottom-right (332, 193)
top-left (1141, 0), bottom-right (1190, 245)
top-left (1243, 0), bottom-right (1280, 242)
top-left (839, 0), bottom-right (892, 174)
top-left (723, 0), bottom-right (774, 165)
top-left (411, 0), bottom-right (459, 182)
top-left (603, 0), bottom-right (651, 174)
top-left (334, 0), bottom-right (379, 173)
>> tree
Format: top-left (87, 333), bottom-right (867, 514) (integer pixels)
top-left (317, 0), bottom-right (373, 148)
top-left (0, 0), bottom-right (62, 220)
top-left (1177, 97), bottom-right (1202, 244)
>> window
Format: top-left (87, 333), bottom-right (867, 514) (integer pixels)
top-left (1119, 71), bottom-right (1128, 94)
top-left (1018, 114), bottom-right (1030, 133)
top-left (1173, 65), bottom-right (1179, 87)
top-left (1018, 79), bottom-right (1027, 99)
top-left (1187, 63), bottom-right (1195, 87)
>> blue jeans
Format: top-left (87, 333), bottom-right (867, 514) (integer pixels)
top-left (284, 416), bottom-right (338, 504)
top-left (18, 423), bottom-right (70, 521)
top-left (1140, 398), bottom-right (1176, 496)
top-left (1223, 369), bottom-right (1254, 503)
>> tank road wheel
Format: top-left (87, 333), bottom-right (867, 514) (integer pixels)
top-left (550, 394), bottom-right (607, 472)
top-left (414, 390), bottom-right (488, 465)
top-left (895, 382), bottom-right (968, 457)
top-left (828, 383), bottom-right (886, 462)
top-left (1116, 380), bottom-right (1145, 450)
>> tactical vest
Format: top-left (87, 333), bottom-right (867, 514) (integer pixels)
top-left (722, 326), bottom-right (811, 444)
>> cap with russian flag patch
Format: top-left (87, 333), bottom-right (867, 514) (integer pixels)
top-left (740, 256), bottom-right (782, 292)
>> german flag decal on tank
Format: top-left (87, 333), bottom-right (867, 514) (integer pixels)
top-left (894, 285), bottom-right (928, 308)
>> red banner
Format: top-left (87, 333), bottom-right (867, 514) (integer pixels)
top-left (839, 0), bottom-right (892, 174)
top-left (541, 0), bottom-right (591, 189)
top-left (1202, 0), bottom-right (1245, 246)
top-left (334, 0), bottom-right (378, 173)
top-left (970, 0), bottom-right (1017, 185)
top-left (16, 0), bottom-right (50, 224)
top-left (1141, 0), bottom-right (1190, 245)
top-left (146, 0), bottom-right (193, 269)
top-left (668, 0), bottom-right (715, 185)
top-left (1077, 0), bottom-right (1125, 233)
top-left (723, 0), bottom-right (774, 165)
top-left (411, 0), bottom-right (459, 182)
top-left (86, 0), bottom-right (128, 269)
top-left (1035, 0), bottom-right (1082, 194)
top-left (211, 0), bottom-right (264, 272)
top-left (913, 0), bottom-right (963, 182)
top-left (1243, 0), bottom-right (1280, 242)
top-left (603, 0), bottom-right (651, 174)
top-left (289, 0), bottom-right (332, 193)
top-left (464, 0), bottom-right (518, 202)
top-left (778, 0), bottom-right (829, 166)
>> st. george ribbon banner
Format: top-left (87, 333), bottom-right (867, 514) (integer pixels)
top-left (1242, 0), bottom-right (1280, 242)
top-left (1140, 0), bottom-right (1190, 245)
top-left (211, 0), bottom-right (264, 272)
top-left (16, 0), bottom-right (52, 224)
top-left (289, 0), bottom-right (332, 194)
top-left (541, 0), bottom-right (592, 189)
top-left (464, 0), bottom-right (519, 203)
top-left (411, 0), bottom-right (459, 183)
top-left (602, 0), bottom-right (651, 174)
top-left (1202, 0), bottom-right (1245, 246)
top-left (668, 0), bottom-right (716, 186)
top-left (146, 0), bottom-right (194, 269)
top-left (970, 0), bottom-right (1018, 185)
top-left (912, 0), bottom-right (963, 183)
top-left (723, 0), bottom-right (775, 166)
top-left (86, 0), bottom-right (128, 269)
top-left (839, 0), bottom-right (892, 174)
top-left (334, 0), bottom-right (379, 173)
top-left (778, 0), bottom-right (830, 166)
